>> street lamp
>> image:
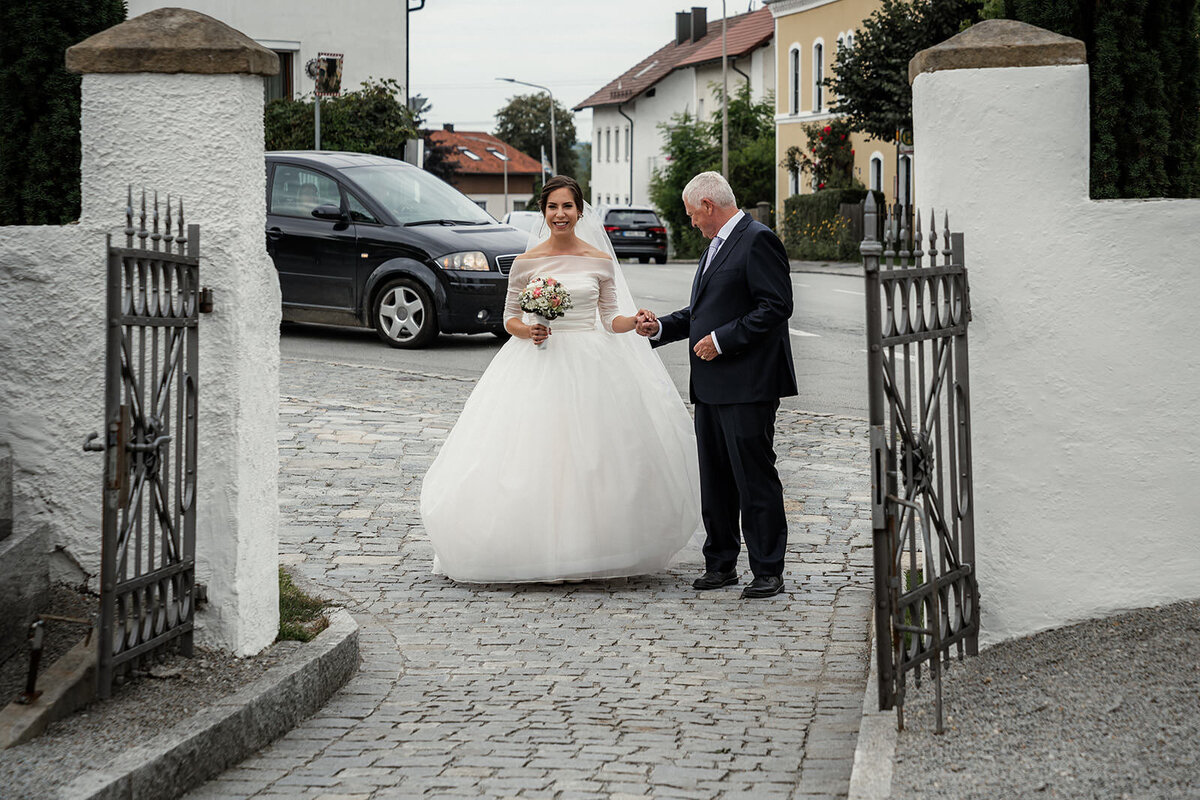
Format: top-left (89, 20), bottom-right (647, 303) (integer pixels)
top-left (497, 77), bottom-right (556, 177)
top-left (721, 0), bottom-right (728, 178)
top-left (463, 135), bottom-right (509, 218)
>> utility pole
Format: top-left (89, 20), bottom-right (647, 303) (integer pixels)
top-left (498, 77), bottom-right (557, 176)
top-left (721, 0), bottom-right (728, 178)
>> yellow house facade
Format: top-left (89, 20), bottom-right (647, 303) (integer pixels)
top-left (767, 0), bottom-right (908, 216)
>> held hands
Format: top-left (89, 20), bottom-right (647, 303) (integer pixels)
top-left (693, 334), bottom-right (718, 361)
top-left (634, 309), bottom-right (659, 338)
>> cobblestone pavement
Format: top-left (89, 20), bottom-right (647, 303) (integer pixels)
top-left (186, 355), bottom-right (875, 800)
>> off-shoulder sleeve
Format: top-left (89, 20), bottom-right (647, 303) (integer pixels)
top-left (597, 260), bottom-right (621, 333)
top-left (504, 260), bottom-right (532, 324)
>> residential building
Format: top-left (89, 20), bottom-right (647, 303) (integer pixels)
top-left (124, 0), bottom-right (408, 103)
top-left (576, 6), bottom-right (775, 211)
top-left (425, 126), bottom-right (543, 219)
top-left (767, 0), bottom-right (904, 212)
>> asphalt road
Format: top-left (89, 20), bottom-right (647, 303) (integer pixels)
top-left (279, 261), bottom-right (869, 418)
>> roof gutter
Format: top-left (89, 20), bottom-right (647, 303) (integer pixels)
top-left (617, 101), bottom-right (635, 205)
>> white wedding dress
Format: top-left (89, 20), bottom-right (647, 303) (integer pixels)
top-left (420, 255), bottom-right (701, 583)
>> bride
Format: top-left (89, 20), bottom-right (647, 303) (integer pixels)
top-left (420, 176), bottom-right (701, 583)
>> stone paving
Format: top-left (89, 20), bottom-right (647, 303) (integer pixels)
top-left (185, 354), bottom-right (876, 800)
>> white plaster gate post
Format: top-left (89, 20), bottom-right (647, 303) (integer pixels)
top-left (909, 20), bottom-right (1200, 644)
top-left (67, 8), bottom-right (283, 654)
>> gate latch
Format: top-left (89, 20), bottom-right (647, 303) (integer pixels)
top-left (199, 286), bottom-right (214, 313)
top-left (83, 432), bottom-right (105, 452)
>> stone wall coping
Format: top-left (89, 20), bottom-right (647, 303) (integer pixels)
top-left (66, 7), bottom-right (278, 77)
top-left (909, 19), bottom-right (1086, 84)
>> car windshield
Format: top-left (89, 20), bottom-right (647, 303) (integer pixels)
top-left (344, 164), bottom-right (494, 225)
top-left (606, 211), bottom-right (661, 226)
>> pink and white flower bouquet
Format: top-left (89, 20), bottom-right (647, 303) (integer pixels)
top-left (519, 277), bottom-right (572, 322)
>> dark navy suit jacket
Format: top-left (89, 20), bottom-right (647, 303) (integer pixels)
top-left (655, 215), bottom-right (797, 405)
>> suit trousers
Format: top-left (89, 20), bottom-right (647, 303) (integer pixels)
top-left (693, 399), bottom-right (788, 577)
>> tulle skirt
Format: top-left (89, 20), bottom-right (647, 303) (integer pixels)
top-left (420, 326), bottom-right (701, 583)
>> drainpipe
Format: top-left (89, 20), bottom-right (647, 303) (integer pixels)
top-left (617, 101), bottom-right (634, 205)
top-left (731, 57), bottom-right (750, 88)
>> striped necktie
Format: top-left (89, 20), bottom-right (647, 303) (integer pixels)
top-left (702, 236), bottom-right (724, 274)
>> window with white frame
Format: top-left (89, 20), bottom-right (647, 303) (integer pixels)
top-left (813, 41), bottom-right (824, 112)
top-left (457, 147), bottom-right (481, 161)
top-left (846, 32), bottom-right (855, 49)
top-left (789, 46), bottom-right (801, 115)
top-left (615, 127), bottom-right (620, 162)
top-left (899, 155), bottom-right (913, 207)
top-left (606, 128), bottom-right (611, 162)
top-left (870, 154), bottom-right (884, 192)
top-left (595, 131), bottom-right (601, 161)
top-left (789, 168), bottom-right (799, 197)
top-left (837, 33), bottom-right (845, 51)
top-left (625, 127), bottom-right (630, 162)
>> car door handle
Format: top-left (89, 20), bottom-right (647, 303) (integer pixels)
top-left (267, 227), bottom-right (283, 241)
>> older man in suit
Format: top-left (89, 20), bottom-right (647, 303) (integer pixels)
top-left (637, 171), bottom-right (796, 599)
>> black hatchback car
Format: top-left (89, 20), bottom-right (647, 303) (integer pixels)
top-left (265, 151), bottom-right (528, 348)
top-left (602, 206), bottom-right (667, 264)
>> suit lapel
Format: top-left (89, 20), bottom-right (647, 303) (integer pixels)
top-left (693, 215), bottom-right (752, 303)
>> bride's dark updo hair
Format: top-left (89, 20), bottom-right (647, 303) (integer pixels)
top-left (539, 175), bottom-right (585, 215)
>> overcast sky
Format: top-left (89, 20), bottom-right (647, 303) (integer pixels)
top-left (409, 0), bottom-right (766, 144)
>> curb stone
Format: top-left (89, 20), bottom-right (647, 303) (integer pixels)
top-left (847, 612), bottom-right (898, 800)
top-left (58, 608), bottom-right (359, 800)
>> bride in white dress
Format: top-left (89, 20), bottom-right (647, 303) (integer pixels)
top-left (420, 176), bottom-right (701, 583)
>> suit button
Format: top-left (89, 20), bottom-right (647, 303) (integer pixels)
top-left (690, 314), bottom-right (696, 321)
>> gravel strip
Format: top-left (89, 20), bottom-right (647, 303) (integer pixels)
top-left (0, 613), bottom-right (299, 800)
top-left (890, 599), bottom-right (1200, 800)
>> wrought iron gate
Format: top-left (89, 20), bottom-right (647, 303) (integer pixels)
top-left (85, 189), bottom-right (202, 697)
top-left (860, 194), bottom-right (979, 732)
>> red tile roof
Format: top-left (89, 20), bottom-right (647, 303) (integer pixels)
top-left (574, 8), bottom-right (773, 110)
top-left (425, 129), bottom-right (543, 176)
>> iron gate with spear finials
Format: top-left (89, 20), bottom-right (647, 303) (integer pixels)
top-left (84, 189), bottom-right (208, 698)
top-left (860, 193), bottom-right (980, 732)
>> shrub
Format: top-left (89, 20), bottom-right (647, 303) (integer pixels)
top-left (265, 78), bottom-right (416, 159)
top-left (781, 188), bottom-right (883, 261)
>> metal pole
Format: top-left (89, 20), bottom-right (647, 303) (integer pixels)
top-left (721, 0), bottom-right (728, 178)
top-left (315, 96), bottom-right (321, 150)
top-left (503, 143), bottom-right (509, 215)
top-left (498, 78), bottom-right (557, 176)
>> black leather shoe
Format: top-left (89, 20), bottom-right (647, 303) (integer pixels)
top-left (740, 575), bottom-right (784, 599)
top-left (692, 570), bottom-right (739, 590)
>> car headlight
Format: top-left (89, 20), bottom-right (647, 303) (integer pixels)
top-left (437, 251), bottom-right (491, 271)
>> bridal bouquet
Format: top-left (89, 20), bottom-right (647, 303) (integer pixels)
top-left (518, 276), bottom-right (573, 321)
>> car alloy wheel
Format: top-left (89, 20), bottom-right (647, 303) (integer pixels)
top-left (373, 278), bottom-right (436, 348)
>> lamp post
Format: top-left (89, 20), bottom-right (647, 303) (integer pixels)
top-left (497, 77), bottom-right (556, 176)
top-left (721, 0), bottom-right (728, 178)
top-left (464, 135), bottom-right (509, 218)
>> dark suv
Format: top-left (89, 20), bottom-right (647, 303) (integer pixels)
top-left (265, 151), bottom-right (528, 348)
top-left (602, 206), bottom-right (667, 264)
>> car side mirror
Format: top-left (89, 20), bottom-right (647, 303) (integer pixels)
top-left (311, 204), bottom-right (346, 221)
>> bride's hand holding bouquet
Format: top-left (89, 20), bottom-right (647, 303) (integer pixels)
top-left (518, 277), bottom-right (572, 348)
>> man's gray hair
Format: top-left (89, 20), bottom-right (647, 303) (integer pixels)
top-left (682, 171), bottom-right (737, 209)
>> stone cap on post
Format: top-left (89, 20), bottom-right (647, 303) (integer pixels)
top-left (909, 18), bottom-right (1086, 84)
top-left (66, 7), bottom-right (278, 76)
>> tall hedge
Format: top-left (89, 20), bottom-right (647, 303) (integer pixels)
top-left (0, 0), bottom-right (126, 225)
top-left (782, 188), bottom-right (884, 261)
top-left (995, 0), bottom-right (1200, 198)
top-left (264, 78), bottom-right (417, 159)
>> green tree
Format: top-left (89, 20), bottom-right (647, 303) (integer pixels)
top-left (264, 78), bottom-right (417, 159)
top-left (494, 93), bottom-right (578, 179)
top-left (649, 85), bottom-right (777, 258)
top-left (781, 118), bottom-right (860, 192)
top-left (986, 0), bottom-right (1200, 198)
top-left (0, 0), bottom-right (126, 225)
top-left (826, 0), bottom-right (983, 143)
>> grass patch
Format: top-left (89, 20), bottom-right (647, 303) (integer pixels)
top-left (278, 567), bottom-right (329, 643)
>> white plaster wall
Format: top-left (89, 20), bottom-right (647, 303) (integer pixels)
top-left (125, 0), bottom-right (406, 99)
top-left (912, 63), bottom-right (1200, 644)
top-left (0, 226), bottom-right (105, 578)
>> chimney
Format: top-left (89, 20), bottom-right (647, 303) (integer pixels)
top-left (443, 123), bottom-right (455, 132)
top-left (675, 11), bottom-right (691, 46)
top-left (691, 6), bottom-right (707, 42)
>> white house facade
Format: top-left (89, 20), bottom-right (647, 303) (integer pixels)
top-left (578, 7), bottom-right (775, 211)
top-left (125, 0), bottom-right (409, 103)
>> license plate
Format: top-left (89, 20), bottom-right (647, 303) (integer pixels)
top-left (624, 230), bottom-right (647, 237)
